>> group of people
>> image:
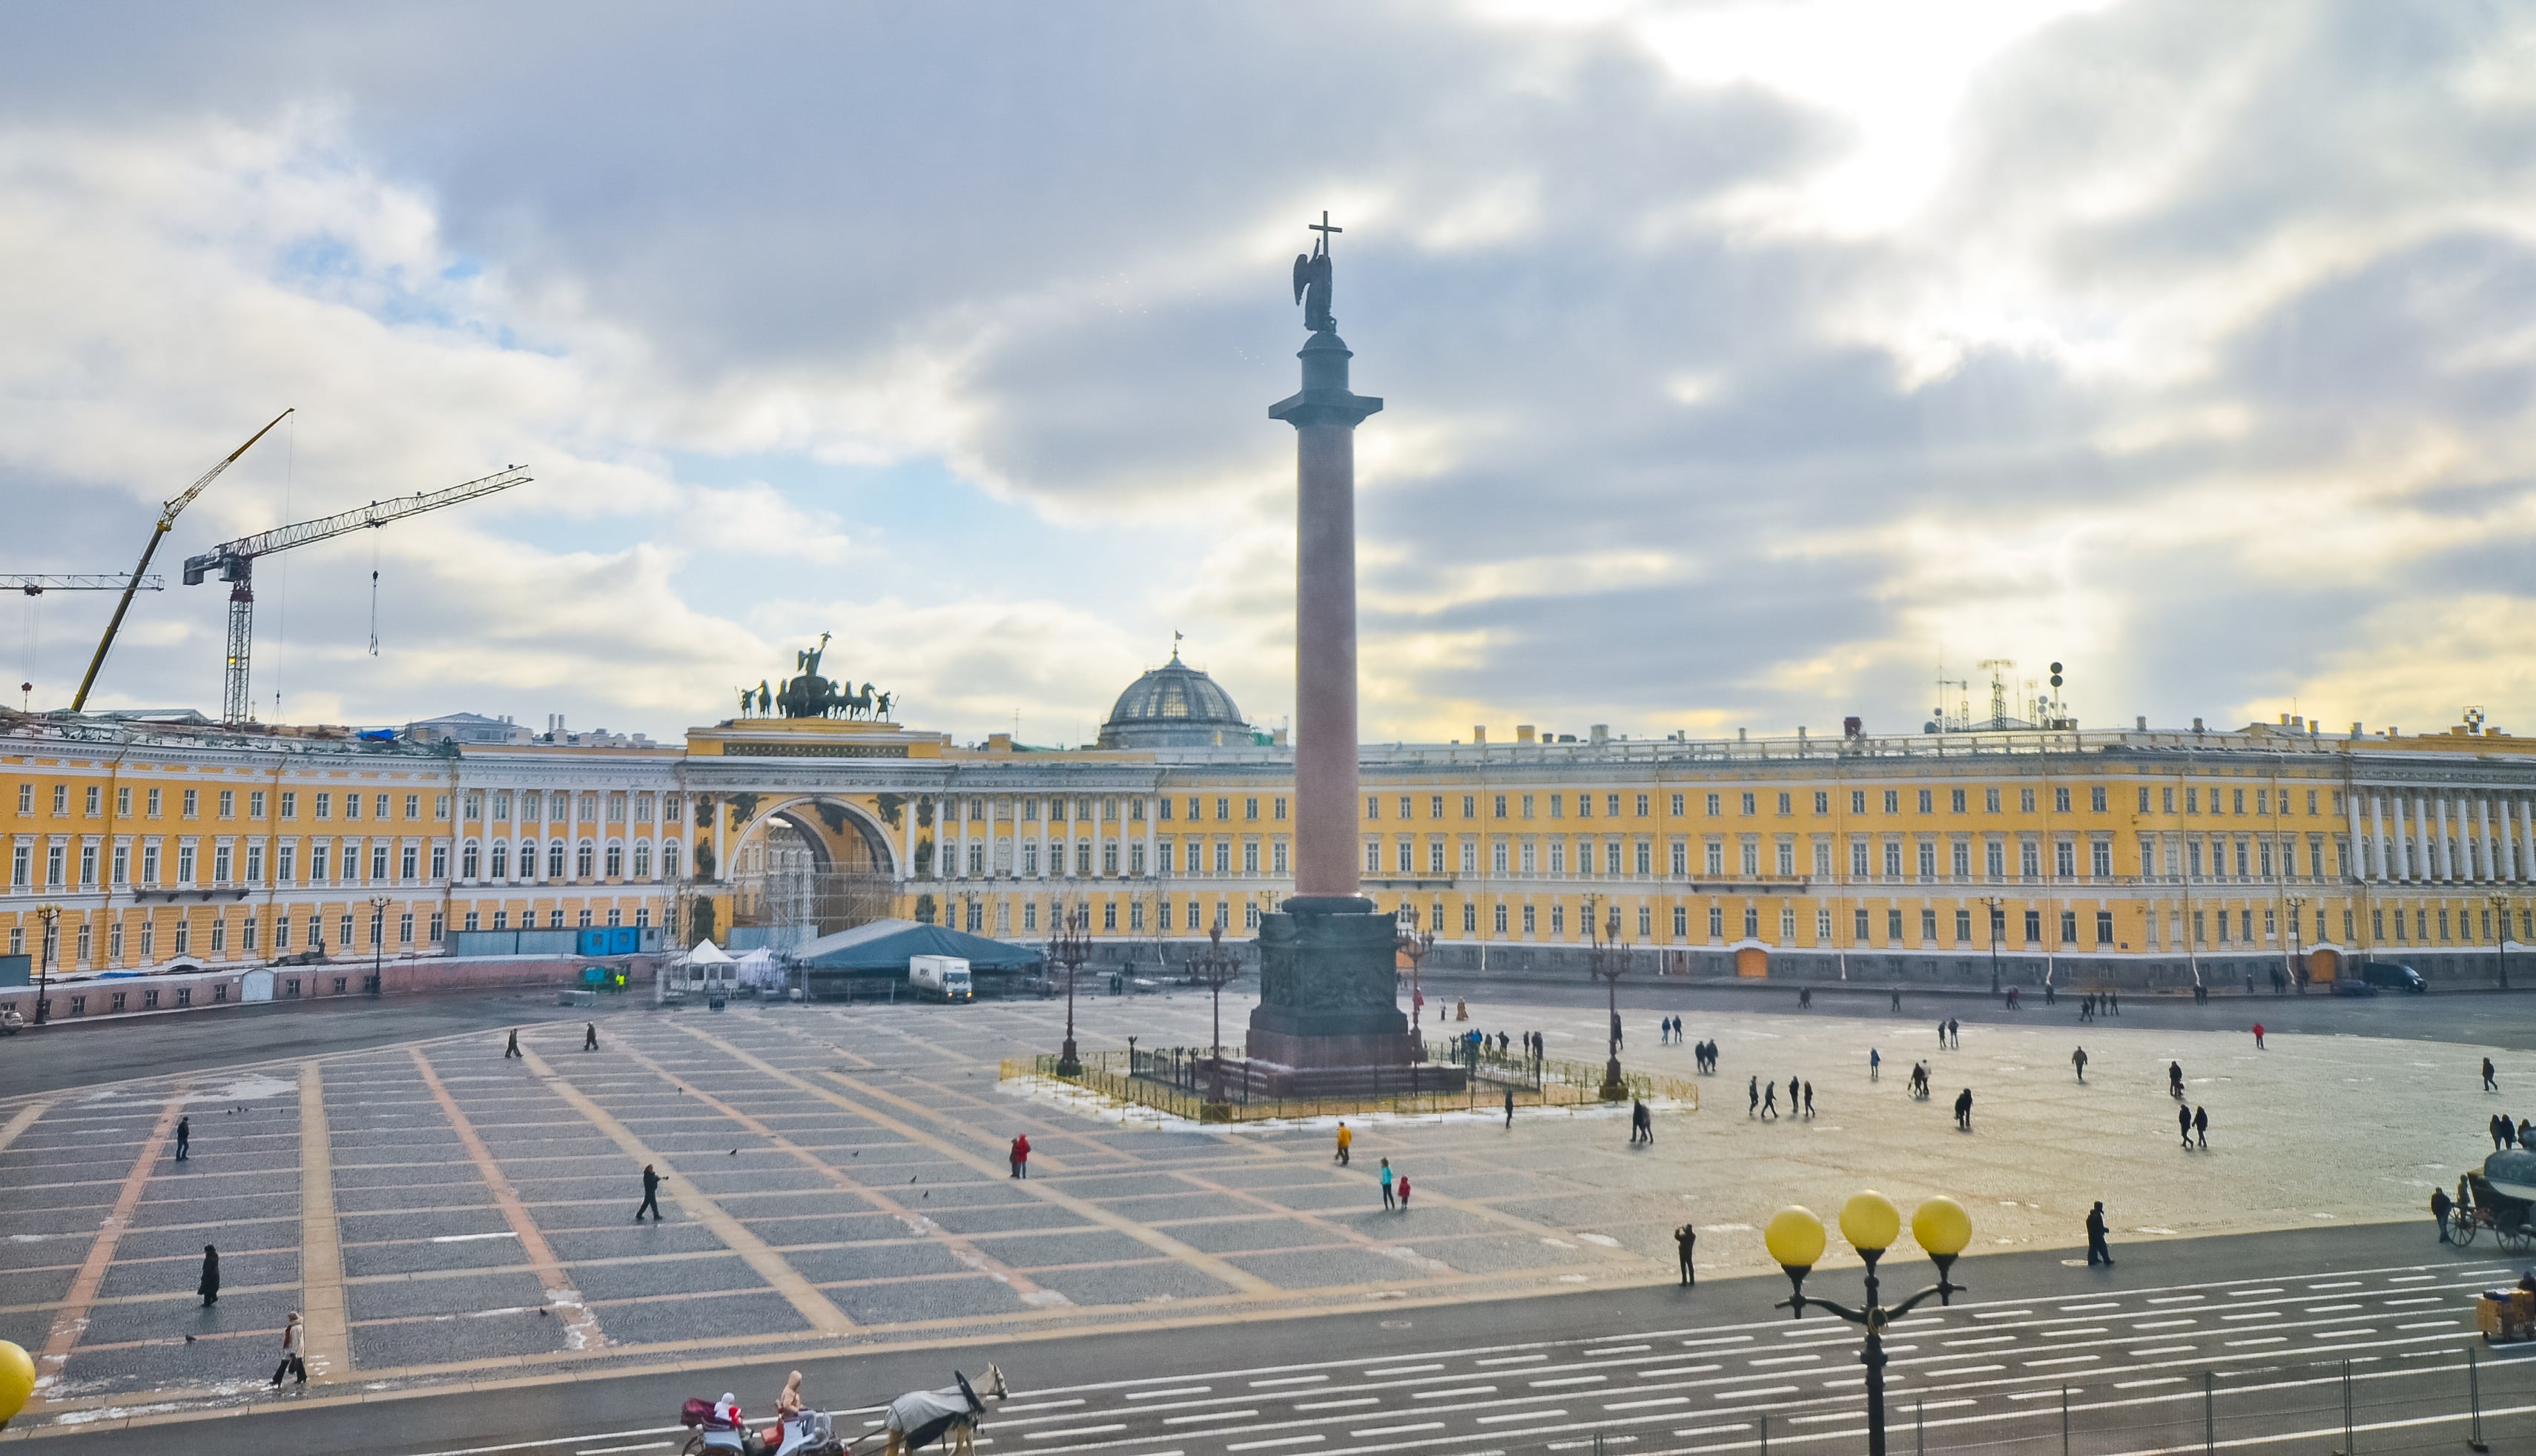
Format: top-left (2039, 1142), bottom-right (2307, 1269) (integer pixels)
top-left (1657, 1015), bottom-right (1689, 1044)
top-left (1688, 1036), bottom-right (1720, 1073)
top-left (2491, 1113), bottom-right (2533, 1150)
top-left (2078, 992), bottom-right (2120, 1021)
top-left (1746, 1073), bottom-right (1817, 1119)
top-left (1936, 1018), bottom-right (1963, 1049)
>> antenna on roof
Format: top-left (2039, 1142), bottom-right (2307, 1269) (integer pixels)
top-left (1172, 629), bottom-right (1183, 661)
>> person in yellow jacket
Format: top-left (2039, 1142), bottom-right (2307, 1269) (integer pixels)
top-left (1335, 1121), bottom-right (1352, 1166)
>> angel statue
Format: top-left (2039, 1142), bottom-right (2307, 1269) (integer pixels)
top-left (1292, 211), bottom-right (1340, 333)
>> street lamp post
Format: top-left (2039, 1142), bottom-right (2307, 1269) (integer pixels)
top-left (2282, 893), bottom-right (2305, 996)
top-left (1395, 907), bottom-right (1434, 1056)
top-left (1189, 919), bottom-right (1243, 1119)
top-left (2490, 892), bottom-right (2512, 990)
top-left (1980, 896), bottom-right (2004, 996)
top-left (33, 903), bottom-right (62, 1025)
top-left (1049, 903), bottom-right (1091, 1076)
top-left (1585, 899), bottom-right (1628, 1101)
top-left (1765, 1194), bottom-right (1973, 1456)
top-left (369, 895), bottom-right (392, 997)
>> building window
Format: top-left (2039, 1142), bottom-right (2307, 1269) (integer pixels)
top-left (1709, 904), bottom-right (1723, 939)
top-left (2023, 909), bottom-right (2042, 943)
top-left (1985, 787), bottom-right (2001, 813)
top-left (1955, 908), bottom-right (1972, 943)
top-left (1883, 790), bottom-right (1900, 814)
top-left (1674, 905), bottom-right (1688, 938)
top-left (1854, 907), bottom-right (1870, 942)
top-left (1740, 792), bottom-right (1757, 816)
top-left (1707, 793), bottom-right (1722, 816)
top-left (2061, 910), bottom-right (2078, 944)
top-left (1522, 903), bottom-right (1536, 936)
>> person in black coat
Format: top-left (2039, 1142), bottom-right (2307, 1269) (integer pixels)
top-left (199, 1244), bottom-right (220, 1306)
top-left (635, 1163), bottom-right (663, 1222)
top-left (1674, 1223), bottom-right (1697, 1285)
top-left (174, 1114), bottom-right (191, 1162)
top-left (2085, 1202), bottom-right (2114, 1265)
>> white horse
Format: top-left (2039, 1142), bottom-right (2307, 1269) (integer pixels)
top-left (880, 1365), bottom-right (1007, 1456)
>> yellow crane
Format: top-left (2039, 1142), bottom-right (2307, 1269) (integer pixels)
top-left (70, 409), bottom-right (293, 710)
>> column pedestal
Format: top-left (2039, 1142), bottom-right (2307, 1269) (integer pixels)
top-left (1243, 896), bottom-right (1463, 1096)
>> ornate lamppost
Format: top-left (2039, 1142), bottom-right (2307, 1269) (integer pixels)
top-left (33, 903), bottom-right (62, 1025)
top-left (1765, 1194), bottom-right (1973, 1456)
top-left (1979, 895), bottom-right (2004, 995)
top-left (1189, 919), bottom-right (1244, 1119)
top-left (368, 895), bottom-right (392, 996)
top-left (1049, 902), bottom-right (1091, 1076)
top-left (2282, 893), bottom-right (2305, 996)
top-left (1394, 905), bottom-right (1434, 1057)
top-left (1585, 898), bottom-right (1628, 1100)
top-left (2490, 891), bottom-right (2512, 990)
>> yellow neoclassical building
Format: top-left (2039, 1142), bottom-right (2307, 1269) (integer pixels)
top-left (9, 657), bottom-right (2536, 1002)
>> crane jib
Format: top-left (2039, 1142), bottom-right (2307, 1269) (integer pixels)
top-left (180, 466), bottom-right (530, 583)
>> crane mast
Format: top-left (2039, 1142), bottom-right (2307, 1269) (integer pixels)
top-left (71, 408), bottom-right (292, 711)
top-left (182, 464), bottom-right (530, 724)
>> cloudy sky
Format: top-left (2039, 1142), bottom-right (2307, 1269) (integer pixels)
top-left (5, 1), bottom-right (2533, 746)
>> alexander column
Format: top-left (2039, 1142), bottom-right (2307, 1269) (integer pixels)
top-left (1244, 215), bottom-right (1459, 1094)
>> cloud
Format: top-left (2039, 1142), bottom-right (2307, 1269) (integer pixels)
top-left (4, 1), bottom-right (2536, 746)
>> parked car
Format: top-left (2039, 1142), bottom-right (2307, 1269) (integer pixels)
top-left (2329, 976), bottom-right (2380, 997)
top-left (2356, 960), bottom-right (2426, 993)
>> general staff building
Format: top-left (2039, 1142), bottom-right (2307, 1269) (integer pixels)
top-left (6, 652), bottom-right (2534, 993)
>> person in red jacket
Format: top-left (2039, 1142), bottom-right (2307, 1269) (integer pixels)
top-left (1009, 1133), bottom-right (1031, 1179)
top-left (2253, 1023), bottom-right (2266, 1050)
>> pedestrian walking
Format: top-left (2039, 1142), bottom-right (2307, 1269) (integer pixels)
top-left (1674, 1222), bottom-right (1697, 1285)
top-left (1870, 1048), bottom-right (1881, 1082)
top-left (1949, 1018), bottom-right (1961, 1048)
top-left (2520, 1117), bottom-right (2532, 1148)
top-left (1611, 1010), bottom-right (1623, 1050)
top-left (1786, 1074), bottom-right (1800, 1113)
top-left (2178, 1104), bottom-right (2193, 1148)
top-left (271, 1311), bottom-right (307, 1386)
top-left (2495, 1114), bottom-right (2510, 1151)
top-left (1762, 1081), bottom-right (1778, 1119)
top-left (1802, 1081), bottom-right (1814, 1118)
top-left (2110, 991), bottom-right (2120, 1015)
top-left (504, 1028), bottom-right (521, 1059)
top-left (1891, 986), bottom-right (1902, 1012)
top-left (1798, 987), bottom-right (1813, 1010)
top-left (1937, 1020), bottom-right (1947, 1048)
top-left (1504, 1086), bottom-right (1515, 1128)
top-left (2432, 1185), bottom-right (2454, 1244)
top-left (1335, 1121), bottom-right (1353, 1165)
top-left (2168, 1062), bottom-right (2185, 1099)
top-left (2193, 1105), bottom-right (2209, 1149)
top-left (1748, 1076), bottom-right (1760, 1117)
top-left (199, 1245), bottom-right (220, 1306)
top-left (635, 1162), bottom-right (663, 1222)
top-left (2253, 1023), bottom-right (2265, 1050)
top-left (1008, 1134), bottom-right (1030, 1179)
top-left (1631, 1098), bottom-right (1653, 1145)
top-left (2072, 1047), bottom-right (2087, 1083)
top-left (2487, 1058), bottom-right (2500, 1092)
top-left (174, 1114), bottom-right (191, 1162)
top-left (584, 1023), bottom-right (598, 1051)
top-left (2084, 1202), bottom-right (2114, 1265)
top-left (1380, 1158), bottom-right (1396, 1211)
top-left (1953, 1088), bottom-right (1973, 1131)
top-left (1396, 1173), bottom-right (1411, 1211)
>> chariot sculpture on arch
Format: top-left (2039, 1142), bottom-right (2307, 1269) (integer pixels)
top-left (736, 632), bottom-right (895, 719)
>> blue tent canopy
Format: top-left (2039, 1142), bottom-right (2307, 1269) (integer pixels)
top-left (787, 918), bottom-right (1045, 975)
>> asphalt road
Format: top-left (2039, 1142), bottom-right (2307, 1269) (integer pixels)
top-left (51, 1221), bottom-right (2531, 1456)
top-left (8, 973), bottom-right (2530, 1105)
top-left (1422, 973), bottom-right (2536, 1053)
top-left (0, 991), bottom-right (637, 1100)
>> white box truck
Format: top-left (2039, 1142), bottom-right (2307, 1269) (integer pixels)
top-left (909, 954), bottom-right (973, 1002)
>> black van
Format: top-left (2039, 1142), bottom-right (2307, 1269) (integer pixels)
top-left (2356, 961), bottom-right (2426, 993)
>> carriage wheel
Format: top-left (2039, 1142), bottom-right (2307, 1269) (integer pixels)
top-left (2452, 1211), bottom-right (2480, 1245)
top-left (2499, 1225), bottom-right (2532, 1254)
top-left (682, 1439), bottom-right (707, 1456)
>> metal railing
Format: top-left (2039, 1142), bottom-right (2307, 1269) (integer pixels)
top-left (1004, 1045), bottom-right (1696, 1124)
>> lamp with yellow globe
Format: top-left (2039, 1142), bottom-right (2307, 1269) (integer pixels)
top-left (1763, 1194), bottom-right (1972, 1456)
top-left (0, 1337), bottom-right (34, 1430)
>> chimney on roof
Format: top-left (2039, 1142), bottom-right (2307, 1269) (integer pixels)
top-left (1589, 724), bottom-right (1609, 744)
top-left (1516, 724), bottom-right (1536, 744)
top-left (1843, 716), bottom-right (1863, 738)
top-left (2136, 715), bottom-right (2147, 730)
top-left (2192, 718), bottom-right (2205, 733)
top-left (1473, 725), bottom-right (1486, 744)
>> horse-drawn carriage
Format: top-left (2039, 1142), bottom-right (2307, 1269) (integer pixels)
top-left (682, 1366), bottom-right (1007, 1456)
top-left (2451, 1150), bottom-right (2536, 1253)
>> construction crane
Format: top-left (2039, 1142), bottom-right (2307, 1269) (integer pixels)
top-left (72, 408), bottom-right (294, 710)
top-left (182, 464), bottom-right (531, 724)
top-left (5, 575), bottom-right (164, 595)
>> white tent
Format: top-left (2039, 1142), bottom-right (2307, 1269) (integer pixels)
top-left (680, 939), bottom-right (733, 966)
top-left (732, 947), bottom-right (782, 990)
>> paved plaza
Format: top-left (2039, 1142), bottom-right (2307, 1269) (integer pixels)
top-left (0, 987), bottom-right (2526, 1431)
